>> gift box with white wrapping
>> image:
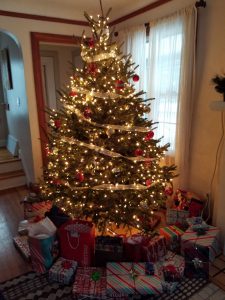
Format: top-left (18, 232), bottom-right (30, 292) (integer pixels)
top-left (72, 267), bottom-right (107, 299)
top-left (106, 262), bottom-right (163, 297)
top-left (49, 257), bottom-right (77, 285)
top-left (181, 225), bottom-right (220, 262)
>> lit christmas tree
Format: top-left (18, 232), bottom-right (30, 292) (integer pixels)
top-left (40, 9), bottom-right (176, 233)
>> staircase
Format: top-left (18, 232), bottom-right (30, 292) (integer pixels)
top-left (0, 148), bottom-right (27, 190)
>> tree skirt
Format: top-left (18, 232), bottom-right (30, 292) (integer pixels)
top-left (0, 271), bottom-right (208, 300)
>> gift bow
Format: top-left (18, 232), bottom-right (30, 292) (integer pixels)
top-left (61, 260), bottom-right (73, 269)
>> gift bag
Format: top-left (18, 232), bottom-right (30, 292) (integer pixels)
top-left (28, 217), bottom-right (57, 273)
top-left (58, 219), bottom-right (95, 267)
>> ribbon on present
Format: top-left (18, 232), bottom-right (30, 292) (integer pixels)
top-left (73, 267), bottom-right (107, 299)
top-left (62, 260), bottom-right (73, 269)
top-left (106, 262), bottom-right (162, 296)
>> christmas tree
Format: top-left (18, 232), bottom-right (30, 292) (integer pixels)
top-left (40, 8), bottom-right (176, 233)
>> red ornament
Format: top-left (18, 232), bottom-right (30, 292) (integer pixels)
top-left (115, 79), bottom-right (124, 90)
top-left (145, 131), bottom-right (154, 141)
top-left (54, 119), bottom-right (61, 129)
top-left (69, 91), bottom-right (77, 97)
top-left (134, 148), bottom-right (143, 156)
top-left (53, 179), bottom-right (62, 186)
top-left (133, 74), bottom-right (140, 82)
top-left (165, 186), bottom-right (173, 196)
top-left (146, 179), bottom-right (152, 187)
top-left (88, 38), bottom-right (95, 48)
top-left (87, 63), bottom-right (97, 75)
top-left (75, 171), bottom-right (85, 182)
top-left (84, 107), bottom-right (92, 119)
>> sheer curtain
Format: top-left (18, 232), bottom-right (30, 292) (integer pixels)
top-left (117, 25), bottom-right (146, 92)
top-left (146, 5), bottom-right (197, 189)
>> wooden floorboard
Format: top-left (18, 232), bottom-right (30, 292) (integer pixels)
top-left (0, 187), bottom-right (32, 283)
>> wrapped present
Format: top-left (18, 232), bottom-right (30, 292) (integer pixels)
top-left (28, 217), bottom-right (57, 273)
top-left (18, 220), bottom-right (30, 235)
top-left (162, 251), bottom-right (184, 280)
top-left (58, 220), bottom-right (95, 267)
top-left (49, 257), bottom-right (77, 285)
top-left (142, 235), bottom-right (167, 262)
top-left (23, 195), bottom-right (52, 220)
top-left (13, 236), bottom-right (30, 261)
top-left (186, 217), bottom-right (203, 226)
top-left (181, 225), bottom-right (220, 262)
top-left (72, 267), bottom-right (106, 299)
top-left (183, 245), bottom-right (209, 279)
top-left (45, 205), bottom-right (71, 228)
top-left (173, 189), bottom-right (205, 217)
top-left (106, 262), bottom-right (163, 297)
top-left (159, 226), bottom-right (184, 252)
top-left (166, 208), bottom-right (190, 225)
top-left (123, 234), bottom-right (149, 262)
top-left (95, 236), bottom-right (123, 266)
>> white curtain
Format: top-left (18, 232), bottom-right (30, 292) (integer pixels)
top-left (146, 5), bottom-right (197, 189)
top-left (117, 25), bottom-right (146, 92)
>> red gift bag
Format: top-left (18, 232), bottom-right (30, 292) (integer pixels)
top-left (58, 220), bottom-right (95, 267)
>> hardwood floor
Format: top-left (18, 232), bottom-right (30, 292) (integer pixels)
top-left (0, 186), bottom-right (32, 283)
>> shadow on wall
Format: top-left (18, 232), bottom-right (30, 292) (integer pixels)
top-left (0, 29), bottom-right (35, 183)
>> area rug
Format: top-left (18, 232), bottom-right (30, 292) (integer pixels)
top-left (0, 271), bottom-right (208, 300)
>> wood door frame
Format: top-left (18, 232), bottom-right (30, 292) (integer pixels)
top-left (30, 32), bottom-right (81, 166)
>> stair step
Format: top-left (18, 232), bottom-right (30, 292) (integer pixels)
top-left (0, 171), bottom-right (27, 190)
top-left (0, 170), bottom-right (25, 180)
top-left (0, 159), bottom-right (24, 174)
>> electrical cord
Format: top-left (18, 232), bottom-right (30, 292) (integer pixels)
top-left (203, 112), bottom-right (225, 222)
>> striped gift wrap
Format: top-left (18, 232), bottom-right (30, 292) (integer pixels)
top-left (49, 257), bottom-right (77, 285)
top-left (181, 225), bottom-right (221, 262)
top-left (106, 262), bottom-right (162, 297)
top-left (159, 226), bottom-right (184, 252)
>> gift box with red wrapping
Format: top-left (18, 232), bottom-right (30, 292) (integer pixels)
top-left (13, 236), bottom-right (30, 261)
top-left (166, 208), bottom-right (190, 225)
top-left (159, 226), bottom-right (184, 252)
top-left (123, 234), bottom-right (149, 262)
top-left (181, 225), bottom-right (220, 262)
top-left (49, 257), bottom-right (77, 285)
top-left (72, 267), bottom-right (107, 299)
top-left (95, 236), bottom-right (123, 267)
top-left (142, 235), bottom-right (167, 262)
top-left (106, 262), bottom-right (163, 297)
top-left (23, 195), bottom-right (52, 220)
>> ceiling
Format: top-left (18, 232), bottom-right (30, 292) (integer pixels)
top-left (0, 0), bottom-right (162, 22)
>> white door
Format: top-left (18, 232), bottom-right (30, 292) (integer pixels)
top-left (41, 56), bottom-right (57, 110)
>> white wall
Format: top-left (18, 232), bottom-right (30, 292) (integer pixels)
top-left (0, 16), bottom-right (89, 182)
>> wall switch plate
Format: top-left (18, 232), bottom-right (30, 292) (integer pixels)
top-left (17, 97), bottom-right (20, 107)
